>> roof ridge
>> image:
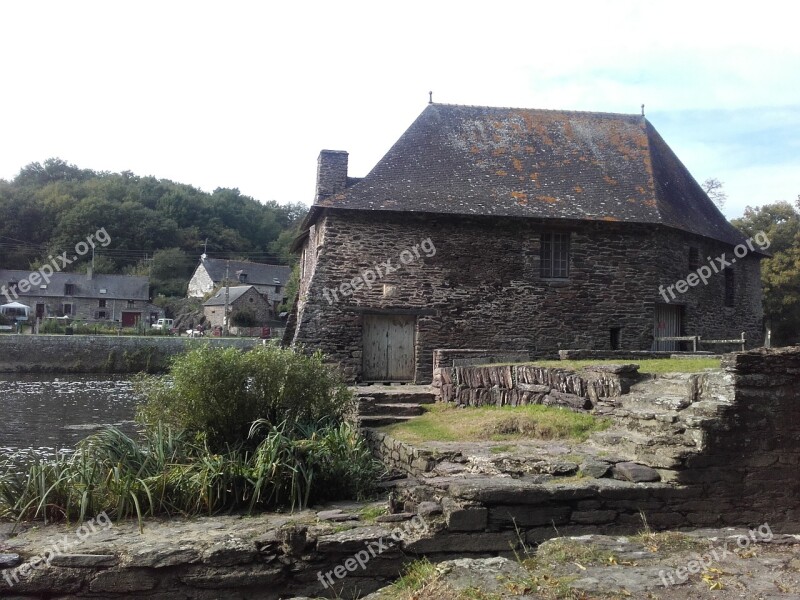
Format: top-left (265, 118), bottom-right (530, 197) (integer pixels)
top-left (428, 102), bottom-right (643, 119)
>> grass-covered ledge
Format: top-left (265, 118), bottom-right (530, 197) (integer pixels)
top-left (379, 404), bottom-right (611, 445)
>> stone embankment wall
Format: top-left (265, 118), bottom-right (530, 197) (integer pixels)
top-left (0, 335), bottom-right (262, 373)
top-left (438, 362), bottom-right (639, 408)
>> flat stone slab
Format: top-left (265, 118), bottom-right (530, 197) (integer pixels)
top-left (612, 461), bottom-right (662, 482)
top-left (0, 552), bottom-right (21, 568)
top-left (48, 553), bottom-right (118, 568)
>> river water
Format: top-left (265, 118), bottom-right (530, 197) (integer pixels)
top-left (0, 374), bottom-right (140, 457)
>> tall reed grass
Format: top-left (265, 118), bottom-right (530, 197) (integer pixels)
top-left (0, 421), bottom-right (382, 526)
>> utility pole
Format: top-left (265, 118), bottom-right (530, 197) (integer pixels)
top-left (223, 260), bottom-right (230, 337)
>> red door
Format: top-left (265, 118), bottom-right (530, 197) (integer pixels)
top-left (121, 312), bottom-right (139, 327)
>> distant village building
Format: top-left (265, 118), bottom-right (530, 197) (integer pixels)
top-left (0, 269), bottom-right (160, 327)
top-left (188, 257), bottom-right (291, 313)
top-left (203, 285), bottom-right (272, 330)
top-left (287, 103), bottom-right (765, 383)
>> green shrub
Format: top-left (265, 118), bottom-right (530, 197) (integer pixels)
top-left (136, 344), bottom-right (354, 450)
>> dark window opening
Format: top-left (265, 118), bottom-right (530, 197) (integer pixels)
top-left (688, 247), bottom-right (699, 271)
top-left (64, 283), bottom-right (75, 295)
top-left (540, 232), bottom-right (570, 279)
top-left (98, 311), bottom-right (107, 319)
top-left (127, 300), bottom-right (135, 308)
top-left (99, 299), bottom-right (107, 308)
top-left (63, 303), bottom-right (73, 316)
top-left (724, 268), bottom-right (735, 307)
top-left (275, 285), bottom-right (281, 294)
top-left (610, 327), bottom-right (621, 350)
top-left (237, 271), bottom-right (248, 284)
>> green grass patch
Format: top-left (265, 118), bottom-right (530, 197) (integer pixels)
top-left (488, 357), bottom-right (721, 374)
top-left (359, 504), bottom-right (388, 522)
top-left (380, 404), bottom-right (610, 445)
top-left (389, 558), bottom-right (438, 596)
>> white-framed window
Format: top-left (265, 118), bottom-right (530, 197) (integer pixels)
top-left (540, 232), bottom-right (570, 279)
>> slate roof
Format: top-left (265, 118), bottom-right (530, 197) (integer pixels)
top-left (199, 259), bottom-right (291, 286)
top-left (313, 103), bottom-right (748, 247)
top-left (203, 285), bottom-right (258, 306)
top-left (0, 270), bottom-right (149, 300)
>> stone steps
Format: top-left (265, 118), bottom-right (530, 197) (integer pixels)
top-left (359, 415), bottom-right (419, 428)
top-left (355, 387), bottom-right (434, 428)
top-left (358, 402), bottom-right (426, 417)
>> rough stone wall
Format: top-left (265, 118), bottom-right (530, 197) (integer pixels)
top-left (682, 347), bottom-right (800, 527)
top-left (0, 335), bottom-right (262, 373)
top-left (292, 211), bottom-right (762, 383)
top-left (187, 264), bottom-right (215, 298)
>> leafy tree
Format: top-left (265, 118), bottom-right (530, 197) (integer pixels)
top-left (732, 198), bottom-right (800, 345)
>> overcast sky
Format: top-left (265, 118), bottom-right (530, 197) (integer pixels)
top-left (1, 1), bottom-right (797, 220)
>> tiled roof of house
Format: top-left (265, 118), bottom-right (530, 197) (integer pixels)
top-left (203, 285), bottom-right (257, 306)
top-left (314, 103), bottom-right (748, 247)
top-left (0, 270), bottom-right (149, 299)
top-left (200, 259), bottom-right (291, 286)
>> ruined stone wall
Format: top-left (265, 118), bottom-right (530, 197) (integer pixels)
top-left (292, 210), bottom-right (763, 382)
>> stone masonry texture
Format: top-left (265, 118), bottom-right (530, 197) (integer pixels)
top-left (291, 211), bottom-right (762, 383)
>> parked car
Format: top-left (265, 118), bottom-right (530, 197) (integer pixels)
top-left (151, 318), bottom-right (174, 330)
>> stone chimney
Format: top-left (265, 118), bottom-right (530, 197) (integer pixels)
top-left (315, 150), bottom-right (348, 203)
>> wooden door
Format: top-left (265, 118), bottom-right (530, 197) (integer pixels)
top-left (653, 304), bottom-right (682, 351)
top-left (362, 314), bottom-right (416, 381)
top-left (121, 312), bottom-right (140, 327)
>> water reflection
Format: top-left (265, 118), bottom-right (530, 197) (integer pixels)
top-left (0, 374), bottom-right (140, 455)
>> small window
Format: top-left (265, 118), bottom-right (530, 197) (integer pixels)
top-left (540, 232), bottom-right (570, 279)
top-left (275, 285), bottom-right (281, 294)
top-left (127, 300), bottom-right (135, 308)
top-left (98, 310), bottom-right (107, 319)
top-left (610, 327), bottom-right (622, 350)
top-left (688, 247), bottom-right (699, 271)
top-left (99, 299), bottom-right (107, 308)
top-left (724, 268), bottom-right (735, 307)
top-left (64, 284), bottom-right (75, 295)
top-left (63, 303), bottom-right (73, 316)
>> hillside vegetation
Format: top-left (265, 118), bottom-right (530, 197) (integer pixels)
top-left (0, 158), bottom-right (305, 296)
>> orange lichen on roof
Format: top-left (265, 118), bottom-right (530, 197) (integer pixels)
top-left (574, 185), bottom-right (583, 194)
top-left (602, 216), bottom-right (620, 222)
top-left (603, 175), bottom-right (618, 186)
top-left (643, 199), bottom-right (658, 208)
top-left (470, 145), bottom-right (480, 154)
top-left (525, 145), bottom-right (535, 153)
top-left (496, 169), bottom-right (508, 176)
top-left (536, 195), bottom-right (558, 204)
top-left (512, 158), bottom-right (523, 172)
top-left (492, 148), bottom-right (506, 156)
top-left (511, 191), bottom-right (528, 205)
top-left (636, 185), bottom-right (647, 195)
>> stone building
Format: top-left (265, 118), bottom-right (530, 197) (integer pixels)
top-left (203, 285), bottom-right (272, 330)
top-left (188, 256), bottom-right (290, 312)
top-left (287, 104), bottom-right (764, 383)
top-left (0, 269), bottom-right (159, 327)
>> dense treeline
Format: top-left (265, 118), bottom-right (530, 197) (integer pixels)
top-left (732, 198), bottom-right (800, 346)
top-left (0, 158), bottom-right (306, 296)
